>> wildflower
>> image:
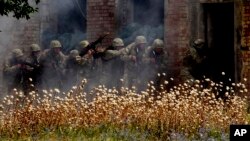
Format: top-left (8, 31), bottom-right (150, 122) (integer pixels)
top-left (42, 90), bottom-right (48, 94)
top-left (72, 86), bottom-right (77, 90)
top-left (164, 81), bottom-right (169, 85)
top-left (29, 78), bottom-right (33, 82)
top-left (205, 78), bottom-right (210, 82)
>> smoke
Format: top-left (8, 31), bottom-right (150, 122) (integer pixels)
top-left (0, 16), bottom-right (19, 54)
top-left (113, 0), bottom-right (165, 92)
top-left (119, 23), bottom-right (164, 45)
top-left (0, 0), bottom-right (87, 96)
top-left (0, 16), bottom-right (28, 87)
top-left (118, 0), bottom-right (164, 45)
top-left (41, 0), bottom-right (87, 53)
top-left (0, 0), bottom-right (166, 97)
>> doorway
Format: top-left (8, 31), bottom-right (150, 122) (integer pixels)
top-left (42, 0), bottom-right (87, 53)
top-left (203, 3), bottom-right (235, 82)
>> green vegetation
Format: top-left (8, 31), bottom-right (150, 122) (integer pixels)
top-left (0, 0), bottom-right (40, 19)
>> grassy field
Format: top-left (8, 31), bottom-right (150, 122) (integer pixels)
top-left (0, 77), bottom-right (249, 140)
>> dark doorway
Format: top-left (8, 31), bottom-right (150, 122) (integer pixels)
top-left (42, 0), bottom-right (87, 53)
top-left (134, 0), bottom-right (164, 26)
top-left (203, 3), bottom-right (235, 82)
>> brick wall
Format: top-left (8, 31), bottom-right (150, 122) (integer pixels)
top-left (1, 0), bottom-right (56, 55)
top-left (87, 0), bottom-right (116, 47)
top-left (241, 1), bottom-right (250, 93)
top-left (0, 0), bottom-right (56, 96)
top-left (165, 0), bottom-right (190, 78)
top-left (12, 19), bottom-right (41, 54)
top-left (116, 0), bottom-right (134, 29)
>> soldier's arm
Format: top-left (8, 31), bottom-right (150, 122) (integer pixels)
top-left (59, 52), bottom-right (67, 67)
top-left (102, 50), bottom-right (121, 61)
top-left (3, 59), bottom-right (20, 74)
top-left (80, 50), bottom-right (94, 65)
top-left (120, 43), bottom-right (135, 61)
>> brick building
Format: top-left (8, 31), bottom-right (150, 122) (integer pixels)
top-left (0, 0), bottom-right (249, 94)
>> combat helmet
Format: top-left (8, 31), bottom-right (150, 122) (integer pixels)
top-left (50, 40), bottom-right (62, 48)
top-left (70, 50), bottom-right (79, 57)
top-left (112, 38), bottom-right (124, 47)
top-left (12, 49), bottom-right (24, 58)
top-left (152, 39), bottom-right (164, 49)
top-left (30, 44), bottom-right (41, 52)
top-left (193, 39), bottom-right (205, 49)
top-left (79, 40), bottom-right (89, 48)
top-left (135, 36), bottom-right (147, 45)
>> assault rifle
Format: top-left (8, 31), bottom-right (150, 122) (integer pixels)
top-left (20, 61), bottom-right (40, 69)
top-left (80, 34), bottom-right (109, 57)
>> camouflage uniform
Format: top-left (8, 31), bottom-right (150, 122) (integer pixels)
top-left (100, 38), bottom-right (126, 88)
top-left (64, 50), bottom-right (85, 90)
top-left (77, 40), bottom-right (96, 91)
top-left (121, 36), bottom-right (148, 90)
top-left (3, 49), bottom-right (32, 94)
top-left (78, 40), bottom-right (94, 79)
top-left (25, 44), bottom-right (42, 90)
top-left (180, 39), bottom-right (206, 82)
top-left (79, 40), bottom-right (90, 57)
top-left (40, 40), bottom-right (66, 89)
top-left (143, 39), bottom-right (168, 90)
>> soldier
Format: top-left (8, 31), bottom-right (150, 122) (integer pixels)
top-left (143, 39), bottom-right (168, 90)
top-left (78, 40), bottom-right (94, 79)
top-left (100, 38), bottom-right (126, 88)
top-left (121, 35), bottom-right (148, 91)
top-left (40, 40), bottom-right (66, 89)
top-left (79, 40), bottom-right (90, 57)
top-left (25, 44), bottom-right (42, 90)
top-left (3, 49), bottom-right (32, 94)
top-left (180, 39), bottom-right (206, 82)
top-left (64, 50), bottom-right (83, 90)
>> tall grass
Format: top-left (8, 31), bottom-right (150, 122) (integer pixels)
top-left (0, 77), bottom-right (249, 140)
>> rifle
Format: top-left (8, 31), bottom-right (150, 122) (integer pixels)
top-left (20, 61), bottom-right (40, 69)
top-left (80, 34), bottom-right (109, 56)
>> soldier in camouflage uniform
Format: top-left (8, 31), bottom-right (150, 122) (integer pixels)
top-left (77, 40), bottom-right (96, 91)
top-left (40, 40), bottom-right (66, 89)
top-left (3, 49), bottom-right (32, 94)
top-left (79, 40), bottom-right (90, 57)
top-left (121, 36), bottom-right (148, 90)
top-left (78, 40), bottom-right (94, 79)
top-left (100, 38), bottom-right (126, 88)
top-left (143, 39), bottom-right (168, 90)
top-left (180, 39), bottom-right (206, 82)
top-left (64, 50), bottom-right (83, 90)
top-left (25, 44), bottom-right (42, 90)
